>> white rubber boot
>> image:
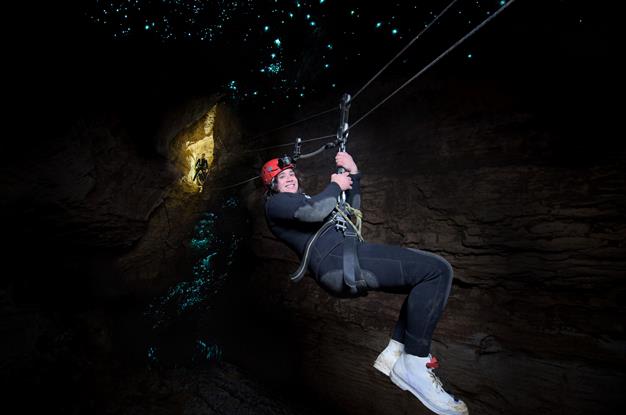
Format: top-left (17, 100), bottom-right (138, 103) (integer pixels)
top-left (390, 353), bottom-right (468, 415)
top-left (373, 339), bottom-right (404, 376)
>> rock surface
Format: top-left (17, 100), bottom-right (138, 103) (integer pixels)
top-left (246, 78), bottom-right (626, 415)
top-left (1, 76), bottom-right (624, 414)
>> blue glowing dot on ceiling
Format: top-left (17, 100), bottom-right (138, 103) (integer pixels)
top-left (376, 22), bottom-right (382, 28)
top-left (271, 53), bottom-right (276, 58)
top-left (327, 43), bottom-right (333, 49)
top-left (306, 14), bottom-right (310, 20)
top-left (499, 0), bottom-right (505, 5)
top-left (391, 28), bottom-right (398, 35)
top-left (320, 0), bottom-right (325, 4)
top-left (267, 63), bottom-right (282, 73)
top-left (274, 38), bottom-right (281, 47)
top-left (310, 21), bottom-right (316, 26)
top-left (264, 25), bottom-right (269, 32)
top-left (324, 63), bottom-right (329, 68)
top-left (145, 24), bottom-right (150, 30)
top-left (467, 53), bottom-right (473, 58)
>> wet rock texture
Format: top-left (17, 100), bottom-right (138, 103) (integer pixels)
top-left (100, 363), bottom-right (318, 415)
top-left (247, 79), bottom-right (626, 414)
top-left (1, 75), bottom-right (624, 415)
top-left (1, 97), bottom-right (296, 414)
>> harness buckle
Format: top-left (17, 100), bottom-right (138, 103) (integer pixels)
top-left (334, 213), bottom-right (347, 232)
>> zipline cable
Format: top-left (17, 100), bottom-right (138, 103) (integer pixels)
top-left (215, 0), bottom-right (518, 191)
top-left (244, 134), bottom-right (336, 152)
top-left (249, 106), bottom-right (336, 141)
top-left (350, 0), bottom-right (517, 130)
top-left (351, 0), bottom-right (460, 101)
top-left (204, 175), bottom-right (261, 191)
top-left (245, 0), bottom-right (458, 151)
top-left (230, 133), bottom-right (337, 189)
top-left (243, 0), bottom-right (471, 154)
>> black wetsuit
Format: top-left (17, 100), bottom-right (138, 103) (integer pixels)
top-left (265, 172), bottom-right (453, 357)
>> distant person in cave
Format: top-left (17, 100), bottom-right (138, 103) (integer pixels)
top-left (262, 152), bottom-right (468, 415)
top-left (193, 153), bottom-right (209, 183)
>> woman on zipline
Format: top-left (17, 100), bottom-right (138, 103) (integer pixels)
top-left (262, 151), bottom-right (468, 415)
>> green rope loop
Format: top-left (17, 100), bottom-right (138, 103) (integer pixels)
top-left (336, 203), bottom-right (364, 242)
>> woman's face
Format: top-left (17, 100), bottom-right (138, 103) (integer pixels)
top-left (275, 168), bottom-right (299, 193)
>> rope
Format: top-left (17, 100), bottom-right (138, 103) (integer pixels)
top-left (217, 133), bottom-right (335, 191)
top-left (298, 141), bottom-right (338, 160)
top-left (203, 174), bottom-right (260, 191)
top-left (350, 0), bottom-right (517, 130)
top-left (243, 133), bottom-right (336, 152)
top-left (249, 106), bottom-right (336, 141)
top-left (351, 0), bottom-right (460, 101)
top-left (204, 0), bottom-right (518, 192)
top-left (201, 134), bottom-right (335, 190)
top-left (335, 203), bottom-right (364, 241)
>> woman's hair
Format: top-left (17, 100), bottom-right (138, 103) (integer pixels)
top-left (264, 168), bottom-right (305, 200)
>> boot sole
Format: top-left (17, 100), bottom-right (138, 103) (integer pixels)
top-left (373, 357), bottom-right (392, 376)
top-left (390, 369), bottom-right (466, 415)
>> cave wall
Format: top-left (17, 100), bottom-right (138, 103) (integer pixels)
top-left (2, 94), bottom-right (247, 292)
top-left (1, 43), bottom-right (623, 414)
top-left (0, 95), bottom-right (268, 413)
top-left (244, 77), bottom-right (625, 415)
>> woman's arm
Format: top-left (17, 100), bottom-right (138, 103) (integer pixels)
top-left (266, 182), bottom-right (342, 223)
top-left (346, 171), bottom-right (362, 209)
top-left (335, 152), bottom-right (361, 209)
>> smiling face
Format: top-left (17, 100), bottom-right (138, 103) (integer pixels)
top-left (275, 168), bottom-right (299, 193)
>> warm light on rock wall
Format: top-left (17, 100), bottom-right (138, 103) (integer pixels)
top-left (185, 106), bottom-right (216, 186)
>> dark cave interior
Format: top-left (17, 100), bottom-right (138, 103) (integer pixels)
top-left (2, 1), bottom-right (624, 414)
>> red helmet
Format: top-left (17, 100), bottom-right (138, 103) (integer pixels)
top-left (261, 157), bottom-right (294, 187)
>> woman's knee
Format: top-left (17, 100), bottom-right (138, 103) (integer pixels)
top-left (409, 249), bottom-right (454, 305)
top-left (437, 255), bottom-right (454, 283)
top-left (406, 248), bottom-right (453, 283)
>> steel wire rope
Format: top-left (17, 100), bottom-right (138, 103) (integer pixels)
top-left (350, 0), bottom-right (517, 130)
top-left (245, 0), bottom-right (460, 154)
top-left (248, 107), bottom-right (336, 142)
top-left (218, 0), bottom-right (518, 190)
top-left (351, 0), bottom-right (460, 101)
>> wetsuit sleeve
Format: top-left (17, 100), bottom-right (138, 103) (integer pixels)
top-left (346, 172), bottom-right (362, 209)
top-left (267, 182), bottom-right (342, 222)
